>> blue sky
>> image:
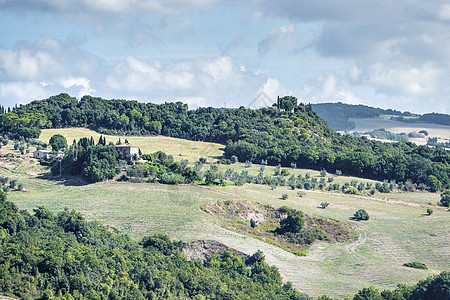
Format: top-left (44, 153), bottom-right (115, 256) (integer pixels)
top-left (0, 1), bottom-right (449, 114)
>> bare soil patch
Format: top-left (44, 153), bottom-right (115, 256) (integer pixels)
top-left (202, 200), bottom-right (355, 255)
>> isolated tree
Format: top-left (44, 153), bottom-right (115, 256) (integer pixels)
top-left (427, 208), bottom-right (433, 215)
top-left (353, 209), bottom-right (370, 221)
top-left (49, 134), bottom-right (67, 152)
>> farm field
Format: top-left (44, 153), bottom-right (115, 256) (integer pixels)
top-left (2, 160), bottom-right (448, 298)
top-left (350, 117), bottom-right (450, 146)
top-left (39, 128), bottom-right (224, 163)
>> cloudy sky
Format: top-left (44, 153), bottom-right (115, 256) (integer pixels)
top-left (1, 1), bottom-right (449, 113)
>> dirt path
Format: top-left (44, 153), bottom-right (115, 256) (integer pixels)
top-left (345, 223), bottom-right (367, 260)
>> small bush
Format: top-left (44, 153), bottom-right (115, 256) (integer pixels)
top-left (281, 193), bottom-right (288, 200)
top-left (281, 169), bottom-right (290, 176)
top-left (427, 208), bottom-right (433, 215)
top-left (403, 262), bottom-right (428, 270)
top-left (320, 202), bottom-right (329, 209)
top-left (353, 209), bottom-right (369, 221)
top-left (250, 218), bottom-right (256, 228)
top-left (297, 191), bottom-right (306, 197)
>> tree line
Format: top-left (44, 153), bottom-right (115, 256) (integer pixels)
top-left (4, 93), bottom-right (450, 188)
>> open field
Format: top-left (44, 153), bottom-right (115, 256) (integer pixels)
top-left (3, 161), bottom-right (448, 298)
top-left (39, 128), bottom-right (224, 163)
top-left (350, 117), bottom-right (450, 146)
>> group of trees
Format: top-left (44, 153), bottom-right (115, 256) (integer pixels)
top-left (51, 136), bottom-right (119, 183)
top-left (5, 93), bottom-right (450, 188)
top-left (123, 151), bottom-right (200, 184)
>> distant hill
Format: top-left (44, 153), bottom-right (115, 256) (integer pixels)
top-left (392, 112), bottom-right (450, 126)
top-left (311, 102), bottom-right (415, 131)
top-left (1, 94), bottom-right (449, 186)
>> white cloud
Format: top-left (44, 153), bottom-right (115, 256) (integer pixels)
top-left (0, 0), bottom-right (223, 16)
top-left (439, 4), bottom-right (450, 20)
top-left (356, 63), bottom-right (442, 97)
top-left (60, 77), bottom-right (95, 97)
top-left (258, 24), bottom-right (296, 53)
top-left (299, 73), bottom-right (365, 105)
top-left (0, 81), bottom-right (48, 107)
top-left (105, 55), bottom-right (284, 108)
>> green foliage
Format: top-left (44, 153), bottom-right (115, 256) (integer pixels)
top-left (281, 168), bottom-right (290, 176)
top-left (320, 202), bottom-right (329, 209)
top-left (427, 208), bottom-right (433, 215)
top-left (281, 193), bottom-right (288, 200)
top-left (297, 191), bottom-right (306, 197)
top-left (403, 262), bottom-right (428, 270)
top-left (439, 190), bottom-right (450, 207)
top-left (426, 175), bottom-right (442, 192)
top-left (51, 137), bottom-right (118, 183)
top-left (250, 218), bottom-right (257, 228)
top-left (276, 208), bottom-right (304, 234)
top-left (353, 286), bottom-right (383, 300)
top-left (353, 209), bottom-right (370, 221)
top-left (49, 134), bottom-right (67, 151)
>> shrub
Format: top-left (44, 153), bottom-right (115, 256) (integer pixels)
top-left (281, 168), bottom-right (290, 176)
top-left (245, 161), bottom-right (252, 168)
top-left (297, 191), bottom-right (306, 197)
top-left (335, 169), bottom-right (342, 176)
top-left (320, 169), bottom-right (327, 177)
top-left (9, 179), bottom-right (18, 189)
top-left (439, 190), bottom-right (450, 207)
top-left (281, 193), bottom-right (288, 200)
top-left (250, 218), bottom-right (256, 228)
top-left (427, 208), bottom-right (433, 215)
top-left (403, 262), bottom-right (428, 270)
top-left (320, 202), bottom-right (329, 209)
top-left (353, 209), bottom-right (369, 221)
top-left (230, 155), bottom-right (238, 163)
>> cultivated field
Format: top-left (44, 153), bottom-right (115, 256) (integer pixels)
top-left (350, 117), bottom-right (450, 146)
top-left (1, 130), bottom-right (448, 298)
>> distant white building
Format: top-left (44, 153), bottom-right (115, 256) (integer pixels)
top-left (115, 144), bottom-right (140, 159)
top-left (33, 149), bottom-right (64, 160)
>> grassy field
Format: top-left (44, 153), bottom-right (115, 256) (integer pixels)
top-left (39, 128), bottom-right (224, 163)
top-left (2, 129), bottom-right (449, 298)
top-left (3, 160), bottom-right (448, 298)
top-left (350, 117), bottom-right (450, 146)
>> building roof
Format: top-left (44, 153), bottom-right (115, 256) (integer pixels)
top-left (115, 143), bottom-right (139, 148)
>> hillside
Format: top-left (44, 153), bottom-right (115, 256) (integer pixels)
top-left (311, 102), bottom-right (407, 131)
top-left (2, 93), bottom-right (449, 188)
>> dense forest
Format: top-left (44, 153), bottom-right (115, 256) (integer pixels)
top-left (0, 191), bottom-right (449, 299)
top-left (1, 93), bottom-right (449, 187)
